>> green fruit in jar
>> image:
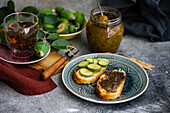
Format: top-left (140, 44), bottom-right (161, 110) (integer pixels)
top-left (56, 22), bottom-right (68, 34)
top-left (34, 41), bottom-right (49, 57)
top-left (58, 18), bottom-right (69, 24)
top-left (61, 10), bottom-right (75, 20)
top-left (55, 7), bottom-right (64, 16)
top-left (43, 24), bottom-right (55, 31)
top-left (22, 6), bottom-right (39, 15)
top-left (75, 11), bottom-right (85, 25)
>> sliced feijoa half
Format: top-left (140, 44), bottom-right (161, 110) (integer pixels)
top-left (98, 58), bottom-right (109, 67)
top-left (98, 58), bottom-right (109, 63)
top-left (87, 64), bottom-right (101, 72)
top-left (78, 61), bottom-right (89, 68)
top-left (79, 68), bottom-right (93, 77)
top-left (86, 58), bottom-right (94, 64)
top-left (56, 22), bottom-right (68, 34)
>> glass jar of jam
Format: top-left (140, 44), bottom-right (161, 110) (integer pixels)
top-left (86, 6), bottom-right (124, 53)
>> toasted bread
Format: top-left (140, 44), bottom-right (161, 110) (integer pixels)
top-left (96, 70), bottom-right (126, 100)
top-left (73, 67), bottom-right (107, 84)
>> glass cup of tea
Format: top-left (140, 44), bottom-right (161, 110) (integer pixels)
top-left (4, 12), bottom-right (38, 61)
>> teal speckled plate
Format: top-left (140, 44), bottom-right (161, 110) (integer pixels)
top-left (62, 53), bottom-right (149, 104)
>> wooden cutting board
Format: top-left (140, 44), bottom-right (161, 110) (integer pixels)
top-left (28, 50), bottom-right (69, 76)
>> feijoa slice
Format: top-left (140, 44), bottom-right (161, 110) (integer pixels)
top-left (87, 64), bottom-right (101, 72)
top-left (98, 58), bottom-right (109, 67)
top-left (98, 58), bottom-right (109, 63)
top-left (86, 58), bottom-right (94, 64)
top-left (79, 68), bottom-right (93, 77)
top-left (56, 22), bottom-right (68, 34)
top-left (78, 61), bottom-right (89, 68)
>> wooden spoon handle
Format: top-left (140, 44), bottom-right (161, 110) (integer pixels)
top-left (41, 57), bottom-right (66, 80)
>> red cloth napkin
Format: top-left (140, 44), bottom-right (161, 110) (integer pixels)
top-left (0, 59), bottom-right (57, 95)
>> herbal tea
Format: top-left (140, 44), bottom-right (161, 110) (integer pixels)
top-left (6, 21), bottom-right (37, 56)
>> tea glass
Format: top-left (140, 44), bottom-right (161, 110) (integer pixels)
top-left (4, 12), bottom-right (38, 61)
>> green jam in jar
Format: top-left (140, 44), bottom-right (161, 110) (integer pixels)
top-left (86, 6), bottom-right (124, 53)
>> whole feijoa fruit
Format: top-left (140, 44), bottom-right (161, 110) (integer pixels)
top-left (55, 7), bottom-right (64, 16)
top-left (61, 10), bottom-right (75, 20)
top-left (43, 24), bottom-right (55, 31)
top-left (34, 41), bottom-right (49, 57)
top-left (75, 11), bottom-right (85, 25)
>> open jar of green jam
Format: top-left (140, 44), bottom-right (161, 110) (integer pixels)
top-left (86, 6), bottom-right (124, 53)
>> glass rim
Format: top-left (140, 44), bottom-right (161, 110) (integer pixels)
top-left (4, 12), bottom-right (39, 29)
top-left (90, 6), bottom-right (121, 25)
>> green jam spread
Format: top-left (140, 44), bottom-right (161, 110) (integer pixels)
top-left (99, 71), bottom-right (126, 93)
top-left (86, 11), bottom-right (124, 53)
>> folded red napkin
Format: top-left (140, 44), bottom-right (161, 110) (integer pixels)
top-left (0, 59), bottom-right (57, 95)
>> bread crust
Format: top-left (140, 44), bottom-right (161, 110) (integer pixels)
top-left (73, 67), bottom-right (107, 84)
top-left (96, 71), bottom-right (126, 100)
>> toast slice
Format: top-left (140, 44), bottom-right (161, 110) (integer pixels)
top-left (73, 67), bottom-right (107, 84)
top-left (96, 70), bottom-right (126, 100)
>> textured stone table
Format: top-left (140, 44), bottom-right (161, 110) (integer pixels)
top-left (0, 0), bottom-right (170, 113)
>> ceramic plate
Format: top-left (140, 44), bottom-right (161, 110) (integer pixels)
top-left (0, 44), bottom-right (50, 64)
top-left (62, 53), bottom-right (149, 104)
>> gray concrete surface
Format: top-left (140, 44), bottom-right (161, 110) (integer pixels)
top-left (0, 0), bottom-right (170, 113)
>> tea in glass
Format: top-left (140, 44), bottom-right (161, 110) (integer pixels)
top-left (4, 12), bottom-right (38, 61)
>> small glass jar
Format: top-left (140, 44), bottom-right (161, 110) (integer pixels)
top-left (86, 6), bottom-right (124, 53)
